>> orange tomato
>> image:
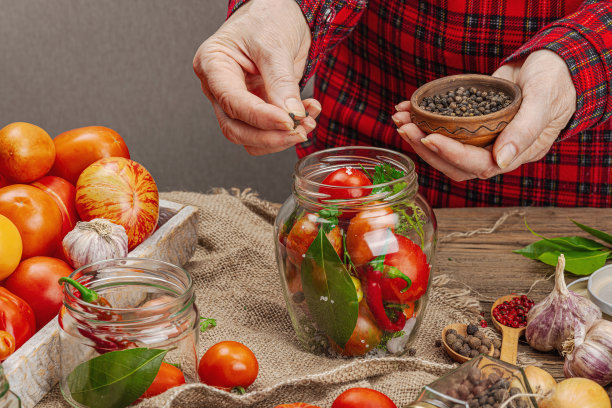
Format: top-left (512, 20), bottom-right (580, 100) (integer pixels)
top-left (332, 302), bottom-right (382, 356)
top-left (50, 126), bottom-right (130, 185)
top-left (0, 122), bottom-right (55, 183)
top-left (140, 362), bottom-right (185, 399)
top-left (346, 205), bottom-right (397, 266)
top-left (0, 184), bottom-right (63, 258)
top-left (75, 158), bottom-right (158, 250)
top-left (286, 213), bottom-right (342, 266)
top-left (0, 214), bottom-right (22, 280)
top-left (31, 175), bottom-right (78, 239)
top-left (198, 341), bottom-right (259, 391)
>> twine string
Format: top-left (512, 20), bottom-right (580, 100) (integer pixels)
top-left (439, 208), bottom-right (525, 243)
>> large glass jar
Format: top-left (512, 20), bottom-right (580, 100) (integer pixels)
top-left (59, 258), bottom-right (199, 408)
top-left (275, 147), bottom-right (437, 356)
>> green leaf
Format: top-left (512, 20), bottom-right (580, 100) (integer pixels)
top-left (572, 220), bottom-right (612, 246)
top-left (537, 250), bottom-right (610, 275)
top-left (68, 348), bottom-right (168, 408)
top-left (301, 228), bottom-right (358, 348)
top-left (200, 317), bottom-right (217, 332)
top-left (318, 207), bottom-right (340, 234)
top-left (371, 164), bottom-right (407, 194)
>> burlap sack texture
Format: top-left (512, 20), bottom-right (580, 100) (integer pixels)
top-left (36, 189), bottom-right (491, 408)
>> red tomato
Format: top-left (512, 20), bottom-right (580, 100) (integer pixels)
top-left (346, 206), bottom-right (397, 266)
top-left (140, 362), bottom-right (185, 399)
top-left (319, 167), bottom-right (372, 200)
top-left (0, 184), bottom-right (63, 258)
top-left (331, 388), bottom-right (397, 408)
top-left (332, 302), bottom-right (382, 356)
top-left (0, 173), bottom-right (10, 189)
top-left (382, 234), bottom-right (429, 303)
top-left (76, 157), bottom-right (158, 250)
top-left (31, 176), bottom-right (78, 239)
top-left (50, 126), bottom-right (130, 185)
top-left (275, 404), bottom-right (322, 408)
top-left (4, 256), bottom-right (73, 329)
top-left (0, 122), bottom-right (55, 183)
top-left (198, 341), bottom-right (259, 391)
top-left (285, 213), bottom-right (342, 266)
top-left (0, 287), bottom-right (36, 350)
top-left (0, 330), bottom-right (16, 361)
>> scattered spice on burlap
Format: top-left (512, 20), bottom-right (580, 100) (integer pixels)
top-left (36, 189), bottom-right (497, 408)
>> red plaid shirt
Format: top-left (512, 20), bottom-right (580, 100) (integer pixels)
top-left (229, 0), bottom-right (612, 207)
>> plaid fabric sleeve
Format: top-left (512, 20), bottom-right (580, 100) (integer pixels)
top-left (228, 0), bottom-right (366, 88)
top-left (504, 0), bottom-right (612, 140)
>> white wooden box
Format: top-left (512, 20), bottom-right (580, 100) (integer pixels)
top-left (3, 199), bottom-right (199, 408)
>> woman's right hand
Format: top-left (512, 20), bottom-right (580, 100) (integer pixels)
top-left (193, 0), bottom-right (320, 155)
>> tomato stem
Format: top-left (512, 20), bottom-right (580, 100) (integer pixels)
top-left (231, 386), bottom-right (246, 395)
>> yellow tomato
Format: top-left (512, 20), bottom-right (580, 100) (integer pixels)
top-left (0, 214), bottom-right (22, 280)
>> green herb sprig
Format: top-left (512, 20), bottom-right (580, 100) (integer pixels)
top-left (200, 317), bottom-right (217, 333)
top-left (514, 220), bottom-right (612, 275)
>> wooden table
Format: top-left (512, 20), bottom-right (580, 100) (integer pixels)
top-left (433, 206), bottom-right (611, 389)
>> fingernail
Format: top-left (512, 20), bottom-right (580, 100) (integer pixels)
top-left (290, 129), bottom-right (308, 142)
top-left (392, 115), bottom-right (403, 127)
top-left (496, 143), bottom-right (517, 169)
top-left (397, 127), bottom-right (407, 137)
top-left (285, 98), bottom-right (305, 115)
top-left (395, 104), bottom-right (402, 111)
top-left (421, 138), bottom-right (439, 154)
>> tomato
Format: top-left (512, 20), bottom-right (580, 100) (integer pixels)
top-left (275, 404), bottom-right (322, 408)
top-left (0, 330), bottom-right (16, 361)
top-left (4, 256), bottom-right (73, 329)
top-left (0, 184), bottom-right (63, 258)
top-left (140, 362), bottom-right (186, 399)
top-left (285, 213), bottom-right (342, 266)
top-left (0, 122), bottom-right (55, 183)
top-left (0, 287), bottom-right (36, 350)
top-left (381, 234), bottom-right (429, 303)
top-left (345, 206), bottom-right (397, 266)
top-left (331, 388), bottom-right (397, 408)
top-left (76, 157), bottom-right (159, 250)
top-left (0, 173), bottom-right (10, 189)
top-left (285, 258), bottom-right (303, 294)
top-left (31, 176), bottom-right (78, 239)
top-left (0, 215), bottom-right (22, 280)
top-left (332, 302), bottom-right (382, 356)
top-left (319, 167), bottom-right (372, 201)
top-left (50, 126), bottom-right (130, 185)
top-left (198, 341), bottom-right (259, 391)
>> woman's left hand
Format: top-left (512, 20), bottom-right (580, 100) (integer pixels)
top-left (393, 50), bottom-right (576, 181)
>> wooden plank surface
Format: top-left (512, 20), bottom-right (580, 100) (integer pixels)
top-left (433, 206), bottom-right (611, 386)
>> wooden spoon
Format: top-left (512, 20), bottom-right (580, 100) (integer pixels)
top-left (442, 323), bottom-right (494, 363)
top-left (491, 295), bottom-right (525, 365)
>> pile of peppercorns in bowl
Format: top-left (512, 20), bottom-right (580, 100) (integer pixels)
top-left (418, 86), bottom-right (512, 117)
top-left (443, 323), bottom-right (502, 361)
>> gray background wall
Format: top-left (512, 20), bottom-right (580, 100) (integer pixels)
top-left (0, 0), bottom-right (302, 203)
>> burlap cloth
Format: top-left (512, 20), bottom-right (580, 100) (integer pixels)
top-left (37, 189), bottom-right (498, 408)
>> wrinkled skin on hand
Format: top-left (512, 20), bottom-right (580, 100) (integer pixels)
top-left (193, 0), bottom-right (321, 155)
top-left (393, 50), bottom-right (577, 181)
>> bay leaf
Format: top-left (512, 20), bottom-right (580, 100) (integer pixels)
top-left (301, 228), bottom-right (358, 348)
top-left (537, 250), bottom-right (610, 275)
top-left (572, 220), bottom-right (612, 246)
top-left (68, 348), bottom-right (168, 408)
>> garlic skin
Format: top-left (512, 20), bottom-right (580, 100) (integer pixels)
top-left (62, 218), bottom-right (129, 268)
top-left (564, 319), bottom-right (612, 386)
top-left (525, 254), bottom-right (601, 353)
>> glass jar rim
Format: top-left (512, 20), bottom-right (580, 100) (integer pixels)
top-left (293, 146), bottom-right (418, 209)
top-left (63, 257), bottom-right (194, 317)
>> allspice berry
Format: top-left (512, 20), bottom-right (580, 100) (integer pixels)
top-left (468, 336), bottom-right (482, 349)
top-left (446, 333), bottom-right (458, 344)
top-left (478, 345), bottom-right (490, 354)
top-left (493, 339), bottom-right (502, 349)
top-left (481, 338), bottom-right (492, 348)
top-left (452, 340), bottom-right (463, 352)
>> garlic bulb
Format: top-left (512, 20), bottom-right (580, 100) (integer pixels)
top-left (563, 319), bottom-right (612, 386)
top-left (62, 218), bottom-right (129, 268)
top-left (525, 254), bottom-right (601, 353)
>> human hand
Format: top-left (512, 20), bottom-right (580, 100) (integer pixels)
top-left (392, 50), bottom-right (576, 181)
top-left (193, 0), bottom-right (319, 155)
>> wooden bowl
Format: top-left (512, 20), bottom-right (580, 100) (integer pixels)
top-left (442, 323), bottom-right (494, 363)
top-left (410, 74), bottom-right (522, 147)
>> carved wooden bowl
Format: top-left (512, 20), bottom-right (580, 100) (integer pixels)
top-left (410, 74), bottom-right (522, 147)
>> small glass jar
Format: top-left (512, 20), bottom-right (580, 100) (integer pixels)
top-left (407, 355), bottom-right (537, 408)
top-left (275, 147), bottom-right (437, 356)
top-left (59, 258), bottom-right (199, 408)
top-left (0, 363), bottom-right (21, 408)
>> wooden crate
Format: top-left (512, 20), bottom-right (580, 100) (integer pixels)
top-left (3, 199), bottom-right (199, 408)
